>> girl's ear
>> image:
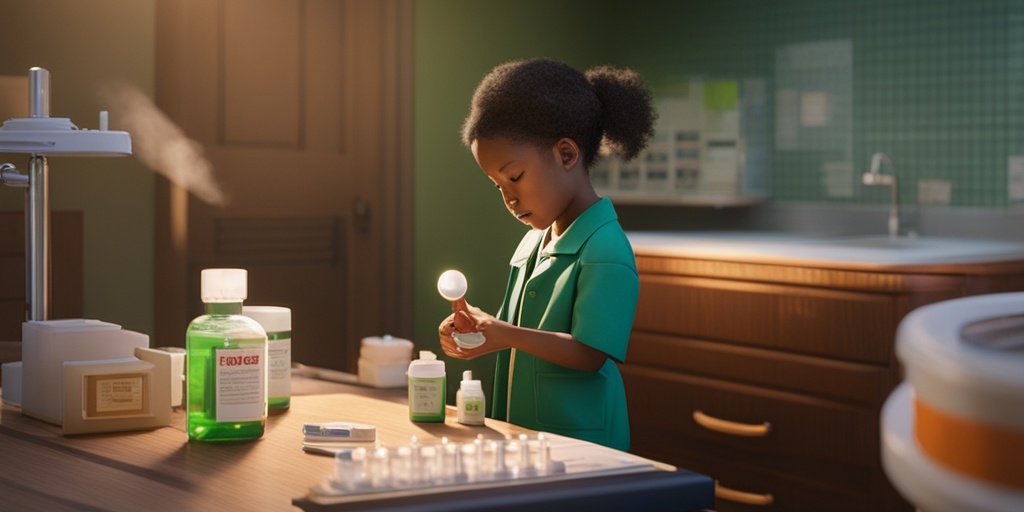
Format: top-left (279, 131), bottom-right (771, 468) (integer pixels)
top-left (554, 138), bottom-right (580, 169)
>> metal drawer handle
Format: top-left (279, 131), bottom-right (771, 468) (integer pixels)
top-left (693, 410), bottom-right (771, 437)
top-left (716, 481), bottom-right (775, 506)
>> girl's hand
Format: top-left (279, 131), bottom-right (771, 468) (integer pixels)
top-left (437, 299), bottom-right (501, 359)
top-left (449, 298), bottom-right (477, 333)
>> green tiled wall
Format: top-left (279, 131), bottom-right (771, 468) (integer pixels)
top-left (608, 0), bottom-right (1024, 208)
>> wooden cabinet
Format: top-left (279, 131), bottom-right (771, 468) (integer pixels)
top-left (621, 247), bottom-right (1024, 511)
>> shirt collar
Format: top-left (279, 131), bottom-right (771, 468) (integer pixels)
top-left (543, 197), bottom-right (618, 257)
top-left (509, 197), bottom-right (619, 265)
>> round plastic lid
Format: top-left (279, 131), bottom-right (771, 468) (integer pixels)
top-left (242, 305), bottom-right (291, 332)
top-left (201, 268), bottom-right (247, 303)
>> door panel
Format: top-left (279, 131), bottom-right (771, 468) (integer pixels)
top-left (155, 0), bottom-right (412, 372)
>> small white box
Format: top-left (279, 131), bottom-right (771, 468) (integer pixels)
top-left (62, 357), bottom-right (170, 435)
top-left (21, 319), bottom-right (149, 425)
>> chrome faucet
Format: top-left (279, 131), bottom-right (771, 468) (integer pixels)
top-left (862, 152), bottom-right (899, 238)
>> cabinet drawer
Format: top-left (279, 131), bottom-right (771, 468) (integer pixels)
top-left (635, 274), bottom-right (897, 363)
top-left (622, 365), bottom-right (878, 466)
top-left (626, 332), bottom-right (892, 406)
top-left (630, 427), bottom-right (903, 512)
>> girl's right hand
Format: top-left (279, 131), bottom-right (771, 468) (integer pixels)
top-left (437, 299), bottom-right (501, 359)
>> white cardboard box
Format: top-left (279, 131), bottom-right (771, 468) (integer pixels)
top-left (21, 320), bottom-right (149, 425)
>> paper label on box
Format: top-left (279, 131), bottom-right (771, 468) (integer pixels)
top-left (85, 372), bottom-right (150, 418)
top-left (96, 376), bottom-right (144, 412)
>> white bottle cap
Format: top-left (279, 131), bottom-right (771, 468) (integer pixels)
top-left (461, 370), bottom-right (482, 391)
top-left (201, 268), bottom-right (247, 303)
top-left (242, 305), bottom-right (291, 333)
top-left (407, 350), bottom-right (445, 378)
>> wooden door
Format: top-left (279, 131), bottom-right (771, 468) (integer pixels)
top-left (154, 0), bottom-right (413, 373)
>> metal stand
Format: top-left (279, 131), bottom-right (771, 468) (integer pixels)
top-left (0, 69), bottom-right (54, 321)
top-left (26, 154), bottom-right (50, 321)
top-left (0, 67), bottom-right (131, 323)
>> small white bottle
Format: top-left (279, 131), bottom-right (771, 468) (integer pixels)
top-left (456, 370), bottom-right (485, 425)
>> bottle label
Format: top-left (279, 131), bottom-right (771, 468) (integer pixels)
top-left (459, 396), bottom-right (485, 424)
top-left (462, 398), bottom-right (483, 415)
top-left (268, 337), bottom-right (291, 397)
top-left (214, 347), bottom-right (266, 422)
top-left (409, 377), bottom-right (443, 414)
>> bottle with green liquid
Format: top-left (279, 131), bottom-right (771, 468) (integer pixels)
top-left (186, 268), bottom-right (268, 441)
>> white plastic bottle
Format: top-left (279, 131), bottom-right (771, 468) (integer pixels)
top-left (242, 306), bottom-right (291, 409)
top-left (407, 350), bottom-right (445, 422)
top-left (457, 370), bottom-right (485, 425)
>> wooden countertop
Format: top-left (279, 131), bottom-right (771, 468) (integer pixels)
top-left (0, 374), bottom-right (713, 512)
top-left (628, 231), bottom-right (1024, 274)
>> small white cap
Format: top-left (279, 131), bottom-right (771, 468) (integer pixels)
top-left (407, 350), bottom-right (444, 378)
top-left (243, 305), bottom-right (291, 332)
top-left (460, 370), bottom-right (481, 392)
top-left (201, 268), bottom-right (247, 303)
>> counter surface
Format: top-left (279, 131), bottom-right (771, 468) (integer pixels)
top-left (628, 231), bottom-right (1024, 271)
top-left (0, 374), bottom-right (712, 511)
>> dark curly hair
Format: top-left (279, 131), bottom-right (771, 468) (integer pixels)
top-left (461, 58), bottom-right (656, 168)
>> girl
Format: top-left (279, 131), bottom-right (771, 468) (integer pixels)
top-left (438, 58), bottom-right (655, 451)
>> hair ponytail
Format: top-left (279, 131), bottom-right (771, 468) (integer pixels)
top-left (585, 66), bottom-right (656, 162)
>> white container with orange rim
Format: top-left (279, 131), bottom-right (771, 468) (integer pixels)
top-left (882, 292), bottom-right (1024, 512)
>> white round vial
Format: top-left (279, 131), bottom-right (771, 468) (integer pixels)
top-left (437, 269), bottom-right (468, 301)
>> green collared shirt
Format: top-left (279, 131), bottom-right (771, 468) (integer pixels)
top-left (491, 197), bottom-right (638, 451)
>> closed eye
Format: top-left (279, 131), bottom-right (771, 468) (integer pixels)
top-left (510, 172), bottom-right (524, 183)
